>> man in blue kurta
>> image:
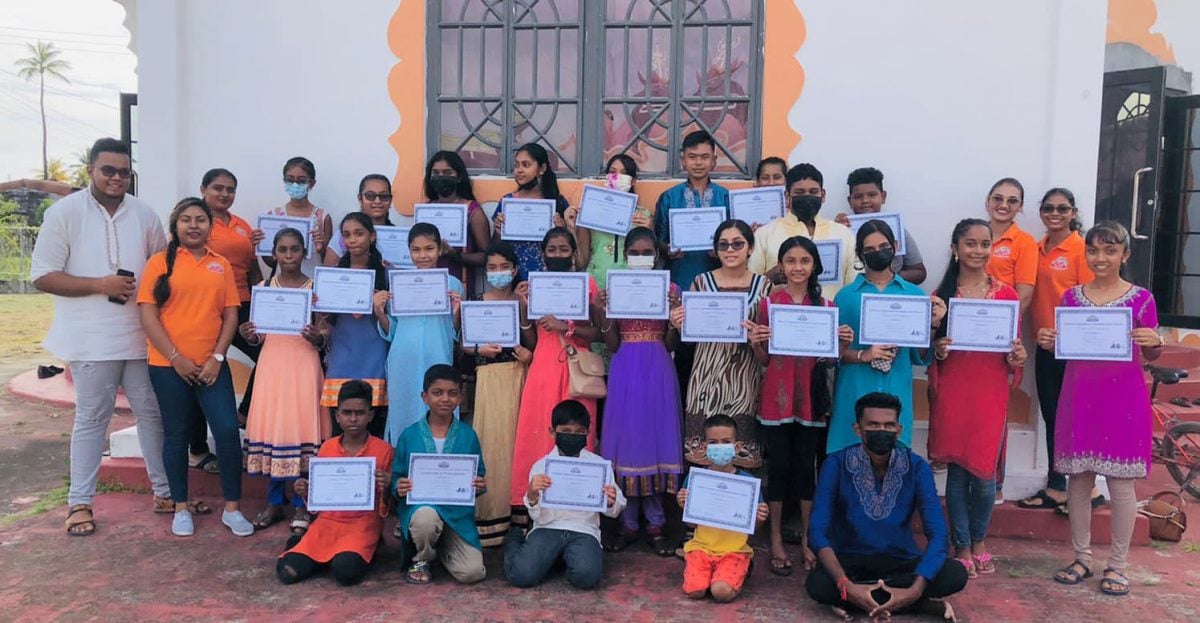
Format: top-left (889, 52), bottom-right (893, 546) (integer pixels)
top-left (807, 392), bottom-right (967, 620)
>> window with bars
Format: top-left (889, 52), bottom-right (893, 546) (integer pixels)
top-left (428, 0), bottom-right (763, 179)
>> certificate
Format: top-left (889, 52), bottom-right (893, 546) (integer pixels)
top-left (460, 300), bottom-right (520, 348)
top-left (681, 291), bottom-right (747, 343)
top-left (577, 184), bottom-right (638, 236)
top-left (389, 269), bottom-right (451, 316)
top-left (414, 203), bottom-right (468, 247)
top-left (859, 293), bottom-right (931, 348)
top-left (668, 207), bottom-right (727, 252)
top-left (947, 298), bottom-right (1019, 353)
top-left (501, 198), bottom-right (556, 242)
top-left (407, 453), bottom-right (478, 507)
top-left (682, 468), bottom-right (761, 535)
top-left (540, 456), bottom-right (611, 513)
top-left (527, 271), bottom-right (590, 321)
top-left (312, 266), bottom-right (374, 314)
top-left (375, 225), bottom-right (413, 268)
top-left (729, 186), bottom-right (785, 226)
top-left (306, 457), bottom-right (376, 512)
top-left (814, 239), bottom-right (843, 285)
top-left (768, 304), bottom-right (840, 358)
top-left (846, 212), bottom-right (907, 256)
top-left (1055, 307), bottom-right (1134, 362)
top-left (249, 286), bottom-right (311, 335)
top-left (605, 269), bottom-right (670, 320)
top-left (256, 214), bottom-right (313, 258)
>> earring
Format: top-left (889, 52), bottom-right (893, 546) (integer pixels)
top-left (953, 254), bottom-right (958, 262)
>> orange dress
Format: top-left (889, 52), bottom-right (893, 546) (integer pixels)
top-left (282, 435), bottom-right (394, 563)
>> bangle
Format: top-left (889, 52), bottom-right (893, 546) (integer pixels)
top-left (934, 350), bottom-right (948, 361)
top-left (856, 349), bottom-right (865, 362)
top-left (167, 350), bottom-right (180, 362)
top-left (837, 577), bottom-right (851, 602)
top-left (520, 322), bottom-right (533, 330)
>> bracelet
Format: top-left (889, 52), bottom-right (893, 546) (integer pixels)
top-left (856, 349), bottom-right (865, 362)
top-left (837, 576), bottom-right (851, 602)
top-left (520, 322), bottom-right (533, 330)
top-left (599, 322), bottom-right (614, 334)
top-left (934, 350), bottom-right (948, 361)
top-left (167, 349), bottom-right (180, 362)
top-left (565, 320), bottom-right (576, 339)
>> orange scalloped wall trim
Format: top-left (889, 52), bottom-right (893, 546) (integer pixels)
top-left (1106, 0), bottom-right (1176, 64)
top-left (387, 0), bottom-right (426, 216)
top-left (761, 0), bottom-right (805, 159)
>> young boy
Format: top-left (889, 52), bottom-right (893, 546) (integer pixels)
top-left (277, 380), bottom-right (393, 586)
top-left (391, 364), bottom-right (487, 585)
top-left (505, 400), bottom-right (626, 589)
top-left (677, 414), bottom-right (770, 603)
top-left (836, 167), bottom-right (927, 284)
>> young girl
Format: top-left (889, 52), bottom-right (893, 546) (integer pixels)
top-left (669, 219), bottom-right (769, 470)
top-left (424, 151), bottom-right (491, 290)
top-left (256, 157), bottom-right (333, 274)
top-left (509, 228), bottom-right (601, 513)
top-left (1044, 222), bottom-right (1162, 597)
top-left (466, 243), bottom-right (533, 546)
top-left (984, 177), bottom-right (1037, 312)
top-left (491, 143), bottom-right (584, 277)
top-left (577, 154), bottom-right (653, 289)
top-left (928, 218), bottom-right (1026, 578)
top-left (745, 235), bottom-right (852, 576)
top-left (137, 198), bottom-right (251, 537)
top-left (239, 228), bottom-right (329, 534)
top-left (378, 222), bottom-right (464, 444)
top-left (324, 174), bottom-right (394, 265)
top-left (598, 227), bottom-right (682, 556)
top-left (755, 156), bottom-right (787, 187)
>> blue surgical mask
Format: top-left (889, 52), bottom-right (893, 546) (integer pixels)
top-left (487, 271), bottom-right (514, 289)
top-left (284, 182), bottom-right (310, 200)
top-left (705, 443), bottom-right (735, 466)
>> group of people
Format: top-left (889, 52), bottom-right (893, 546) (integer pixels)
top-left (31, 133), bottom-right (1159, 619)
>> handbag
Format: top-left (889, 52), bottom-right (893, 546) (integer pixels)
top-left (809, 359), bottom-right (835, 422)
top-left (1137, 491), bottom-right (1187, 542)
top-left (557, 333), bottom-right (607, 399)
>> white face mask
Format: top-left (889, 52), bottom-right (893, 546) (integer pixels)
top-left (625, 254), bottom-right (655, 270)
top-left (606, 172), bottom-right (633, 193)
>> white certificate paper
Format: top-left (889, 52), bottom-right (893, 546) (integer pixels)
top-left (846, 212), bottom-right (907, 256)
top-left (682, 468), bottom-right (761, 535)
top-left (256, 214), bottom-right (314, 258)
top-left (414, 203), bottom-right (468, 247)
top-left (668, 207), bottom-right (727, 252)
top-left (947, 298), bottom-right (1019, 353)
top-left (407, 453), bottom-right (478, 507)
top-left (814, 239), bottom-right (843, 285)
top-left (577, 184), bottom-right (638, 236)
top-left (859, 293), bottom-right (931, 348)
top-left (605, 269), bottom-right (670, 320)
top-left (527, 271), bottom-right (590, 321)
top-left (729, 186), bottom-right (785, 226)
top-left (681, 291), bottom-right (747, 343)
top-left (249, 286), bottom-right (311, 335)
top-left (307, 457), bottom-right (376, 512)
top-left (1055, 306), bottom-right (1134, 362)
top-left (501, 198), bottom-right (557, 242)
top-left (375, 225), bottom-right (414, 268)
top-left (540, 456), bottom-right (611, 513)
top-left (768, 304), bottom-right (840, 358)
top-left (312, 266), bottom-right (375, 314)
top-left (460, 300), bottom-right (520, 348)
top-left (389, 269), bottom-right (451, 316)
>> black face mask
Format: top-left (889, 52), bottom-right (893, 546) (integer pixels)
top-left (790, 195), bottom-right (822, 222)
top-left (544, 256), bottom-right (573, 272)
top-left (862, 430), bottom-right (898, 455)
top-left (862, 248), bottom-right (896, 272)
top-left (554, 432), bottom-right (587, 457)
top-left (430, 175), bottom-right (458, 198)
top-left (518, 175), bottom-right (541, 192)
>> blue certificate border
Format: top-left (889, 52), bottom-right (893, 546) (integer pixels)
top-left (814, 239), bottom-right (843, 285)
top-left (767, 304), bottom-right (839, 358)
top-left (249, 286), bottom-right (312, 335)
top-left (414, 203), bottom-right (468, 247)
top-left (256, 214), bottom-right (314, 257)
top-left (540, 457), bottom-right (610, 512)
top-left (728, 186), bottom-right (785, 225)
top-left (375, 225), bottom-right (414, 267)
top-left (947, 298), bottom-right (1018, 352)
top-left (407, 453), bottom-right (479, 506)
top-left (577, 185), bottom-right (638, 236)
top-left (605, 269), bottom-right (670, 320)
top-left (460, 300), bottom-right (520, 348)
top-left (527, 271), bottom-right (591, 321)
top-left (1054, 306), bottom-right (1134, 361)
top-left (500, 198), bottom-right (557, 242)
top-left (682, 468), bottom-right (760, 535)
top-left (668, 207), bottom-right (728, 252)
top-left (681, 291), bottom-right (748, 343)
top-left (389, 268), bottom-right (451, 317)
top-left (307, 457), bottom-right (376, 512)
top-left (846, 212), bottom-right (906, 256)
top-left (859, 293), bottom-right (932, 348)
top-left (311, 266), bottom-right (375, 314)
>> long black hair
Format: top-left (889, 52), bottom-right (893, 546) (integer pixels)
top-left (408, 222), bottom-right (442, 248)
top-left (201, 168), bottom-right (237, 189)
top-left (424, 151), bottom-right (477, 202)
top-left (516, 143), bottom-right (562, 210)
top-left (712, 219), bottom-right (755, 252)
top-left (776, 235), bottom-right (824, 305)
top-left (153, 197), bottom-right (212, 306)
top-left (1040, 187), bottom-right (1082, 232)
top-left (606, 153), bottom-right (639, 184)
top-left (934, 218), bottom-right (992, 338)
top-left (358, 174), bottom-right (394, 226)
top-left (1084, 220), bottom-right (1132, 280)
top-left (854, 219), bottom-right (896, 259)
top-left (337, 212), bottom-right (388, 291)
top-left (265, 227), bottom-right (307, 284)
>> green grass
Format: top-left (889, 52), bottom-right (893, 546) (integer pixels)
top-left (1184, 542), bottom-right (1200, 553)
top-left (0, 474), bottom-right (144, 526)
top-left (0, 293), bottom-right (52, 362)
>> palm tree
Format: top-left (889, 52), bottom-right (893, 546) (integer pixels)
top-left (69, 147), bottom-right (90, 188)
top-left (33, 158), bottom-right (71, 183)
top-left (14, 41), bottom-right (71, 180)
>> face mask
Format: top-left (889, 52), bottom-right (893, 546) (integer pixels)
top-left (284, 182), bottom-right (309, 200)
top-left (518, 175), bottom-right (540, 192)
top-left (554, 432), bottom-right (587, 457)
top-left (544, 256), bottom-right (573, 272)
top-left (487, 271), bottom-right (514, 289)
top-left (790, 195), bottom-right (822, 222)
top-left (625, 254), bottom-right (655, 270)
top-left (606, 172), bottom-right (633, 193)
top-left (430, 175), bottom-right (458, 198)
top-left (705, 443), bottom-right (736, 466)
top-left (862, 248), bottom-right (896, 272)
top-left (862, 430), bottom-right (898, 455)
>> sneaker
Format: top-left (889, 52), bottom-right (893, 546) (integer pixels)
top-left (172, 510), bottom-right (195, 537)
top-left (222, 509), bottom-right (254, 537)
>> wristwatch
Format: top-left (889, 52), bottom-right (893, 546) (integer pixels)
top-left (212, 353), bottom-right (226, 363)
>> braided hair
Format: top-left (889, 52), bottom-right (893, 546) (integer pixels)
top-left (153, 197), bottom-right (212, 306)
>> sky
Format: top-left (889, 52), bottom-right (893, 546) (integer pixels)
top-left (0, 0), bottom-right (136, 182)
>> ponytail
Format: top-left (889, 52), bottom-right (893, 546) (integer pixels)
top-left (933, 218), bottom-right (991, 339)
top-left (154, 197), bottom-right (210, 306)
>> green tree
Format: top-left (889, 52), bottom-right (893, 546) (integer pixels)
top-left (69, 147), bottom-right (90, 188)
top-left (35, 158), bottom-right (70, 183)
top-left (34, 197), bottom-right (55, 226)
top-left (14, 41), bottom-right (71, 181)
top-left (0, 195), bottom-right (24, 225)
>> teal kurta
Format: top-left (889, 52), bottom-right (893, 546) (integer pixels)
top-left (828, 274), bottom-right (927, 453)
top-left (391, 415), bottom-right (487, 550)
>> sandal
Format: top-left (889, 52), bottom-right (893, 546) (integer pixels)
top-left (1100, 568), bottom-right (1130, 596)
top-left (189, 453), bottom-right (220, 475)
top-left (65, 504), bottom-right (95, 536)
top-left (604, 530), bottom-right (637, 553)
top-left (1054, 494), bottom-right (1107, 517)
top-left (290, 508), bottom-right (313, 536)
top-left (973, 552), bottom-right (996, 575)
top-left (1054, 560), bottom-right (1093, 585)
top-left (153, 496), bottom-right (212, 515)
top-left (1017, 489), bottom-right (1063, 509)
top-left (649, 533), bottom-right (673, 557)
top-left (405, 560), bottom-right (433, 584)
top-left (768, 555), bottom-right (793, 577)
top-left (780, 519), bottom-right (805, 544)
top-left (955, 557), bottom-right (978, 579)
top-left (252, 506), bottom-right (286, 530)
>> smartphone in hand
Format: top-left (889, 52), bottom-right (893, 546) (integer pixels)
top-left (108, 269), bottom-right (134, 305)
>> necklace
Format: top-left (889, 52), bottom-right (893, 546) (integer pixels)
top-left (958, 278), bottom-right (990, 295)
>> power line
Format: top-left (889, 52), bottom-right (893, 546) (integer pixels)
top-left (1, 70), bottom-right (122, 110)
top-left (0, 26), bottom-right (126, 39)
top-left (0, 41), bottom-right (131, 57)
top-left (0, 32), bottom-right (128, 49)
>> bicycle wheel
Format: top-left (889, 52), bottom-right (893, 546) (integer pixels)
top-left (1163, 421), bottom-right (1200, 501)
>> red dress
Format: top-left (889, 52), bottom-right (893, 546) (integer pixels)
top-left (756, 290), bottom-right (834, 426)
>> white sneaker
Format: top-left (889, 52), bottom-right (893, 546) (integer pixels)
top-left (172, 510), bottom-right (195, 537)
top-left (222, 510), bottom-right (254, 537)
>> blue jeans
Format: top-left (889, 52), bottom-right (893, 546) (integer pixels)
top-left (268, 478), bottom-right (303, 507)
top-left (149, 364), bottom-right (242, 503)
top-left (945, 463), bottom-right (995, 549)
top-left (504, 527), bottom-right (603, 589)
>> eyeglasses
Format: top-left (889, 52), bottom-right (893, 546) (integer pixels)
top-left (361, 191), bottom-right (393, 202)
top-left (1040, 204), bottom-right (1074, 215)
top-left (989, 194), bottom-right (1021, 207)
top-left (716, 240), bottom-right (747, 252)
top-left (283, 177), bottom-right (311, 185)
top-left (98, 165), bottom-right (132, 179)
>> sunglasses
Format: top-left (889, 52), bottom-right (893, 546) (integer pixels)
top-left (283, 176), bottom-right (311, 185)
top-left (1040, 204), bottom-right (1074, 215)
top-left (716, 240), bottom-right (747, 252)
top-left (361, 191), bottom-right (393, 202)
top-left (98, 165), bottom-right (132, 179)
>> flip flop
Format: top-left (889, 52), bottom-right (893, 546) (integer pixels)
top-left (1017, 489), bottom-right (1062, 509)
top-left (604, 530), bottom-right (636, 553)
top-left (252, 506), bottom-right (286, 530)
top-left (768, 555), bottom-right (793, 577)
top-left (189, 453), bottom-right (220, 475)
top-left (650, 534), bottom-right (673, 557)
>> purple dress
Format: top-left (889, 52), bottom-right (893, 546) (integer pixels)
top-left (1055, 285), bottom-right (1158, 479)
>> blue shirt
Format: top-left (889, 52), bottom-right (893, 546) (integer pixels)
top-left (654, 181), bottom-right (728, 290)
top-left (808, 445), bottom-right (947, 581)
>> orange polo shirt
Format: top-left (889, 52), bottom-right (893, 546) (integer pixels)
top-left (207, 212), bottom-right (256, 302)
top-left (1031, 232), bottom-right (1093, 332)
top-left (137, 247), bottom-right (240, 366)
top-left (986, 222), bottom-right (1038, 288)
